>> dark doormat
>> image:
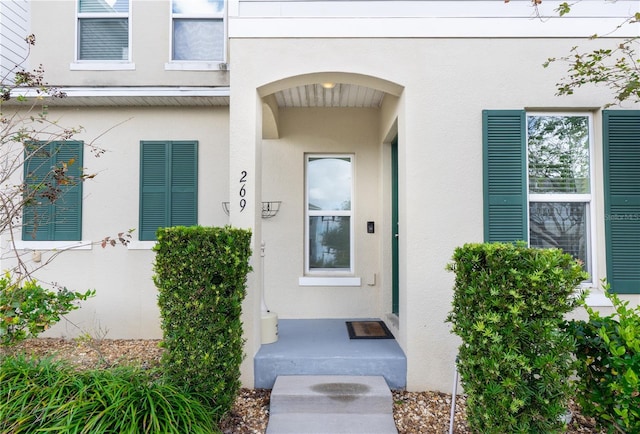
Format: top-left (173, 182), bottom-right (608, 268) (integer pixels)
top-left (346, 320), bottom-right (394, 339)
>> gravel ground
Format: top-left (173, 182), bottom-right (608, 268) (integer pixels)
top-left (5, 338), bottom-right (603, 434)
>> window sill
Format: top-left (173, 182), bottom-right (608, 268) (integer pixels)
top-left (298, 277), bottom-right (361, 287)
top-left (584, 291), bottom-right (613, 307)
top-left (164, 61), bottom-right (226, 71)
top-left (13, 240), bottom-right (92, 251)
top-left (127, 240), bottom-right (156, 250)
top-left (70, 62), bottom-right (135, 71)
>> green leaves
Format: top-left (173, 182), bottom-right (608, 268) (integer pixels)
top-left (154, 225), bottom-right (252, 422)
top-left (556, 2), bottom-right (571, 17)
top-left (0, 356), bottom-right (219, 433)
top-left (547, 39), bottom-right (640, 108)
top-left (0, 273), bottom-right (95, 347)
top-left (446, 243), bottom-right (587, 433)
top-left (566, 284), bottom-right (640, 433)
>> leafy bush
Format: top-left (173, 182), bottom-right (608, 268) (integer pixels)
top-left (154, 225), bottom-right (252, 421)
top-left (0, 273), bottom-right (94, 346)
top-left (566, 284), bottom-right (640, 433)
top-left (0, 356), bottom-right (219, 433)
top-left (446, 242), bottom-right (588, 433)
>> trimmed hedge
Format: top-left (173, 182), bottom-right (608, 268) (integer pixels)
top-left (154, 225), bottom-right (252, 421)
top-left (446, 242), bottom-right (588, 433)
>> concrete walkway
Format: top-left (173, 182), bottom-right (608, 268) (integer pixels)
top-left (266, 375), bottom-right (398, 434)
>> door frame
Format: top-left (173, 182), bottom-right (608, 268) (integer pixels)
top-left (391, 136), bottom-right (399, 316)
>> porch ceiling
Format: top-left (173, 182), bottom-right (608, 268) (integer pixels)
top-left (274, 83), bottom-right (385, 108)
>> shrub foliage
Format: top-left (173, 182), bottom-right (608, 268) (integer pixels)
top-left (566, 284), bottom-right (640, 433)
top-left (0, 356), bottom-right (218, 433)
top-left (0, 273), bottom-right (94, 347)
top-left (154, 225), bottom-right (252, 420)
top-left (446, 242), bottom-right (588, 433)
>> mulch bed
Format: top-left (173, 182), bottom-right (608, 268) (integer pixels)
top-left (3, 338), bottom-right (603, 433)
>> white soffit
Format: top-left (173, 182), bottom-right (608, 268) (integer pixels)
top-left (274, 83), bottom-right (384, 108)
top-left (7, 87), bottom-right (231, 107)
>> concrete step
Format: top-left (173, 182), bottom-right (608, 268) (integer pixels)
top-left (270, 375), bottom-right (393, 414)
top-left (254, 319), bottom-right (407, 390)
top-left (267, 375), bottom-right (398, 434)
top-left (266, 413), bottom-right (398, 434)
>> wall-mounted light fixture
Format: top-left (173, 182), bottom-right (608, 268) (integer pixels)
top-left (222, 201), bottom-right (282, 219)
top-left (321, 82), bottom-right (336, 89)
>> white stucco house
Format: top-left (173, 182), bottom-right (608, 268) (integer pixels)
top-left (1, 0), bottom-right (639, 392)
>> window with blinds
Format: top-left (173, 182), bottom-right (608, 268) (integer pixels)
top-left (527, 114), bottom-right (593, 275)
top-left (78, 0), bottom-right (129, 61)
top-left (171, 0), bottom-right (225, 61)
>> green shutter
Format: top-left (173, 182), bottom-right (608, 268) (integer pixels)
top-left (51, 142), bottom-right (83, 240)
top-left (170, 141), bottom-right (198, 227)
top-left (139, 141), bottom-right (197, 241)
top-left (603, 110), bottom-right (640, 294)
top-left (140, 142), bottom-right (169, 241)
top-left (483, 110), bottom-right (527, 243)
top-left (22, 141), bottom-right (83, 241)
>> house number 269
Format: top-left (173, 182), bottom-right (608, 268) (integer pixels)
top-left (239, 171), bottom-right (247, 212)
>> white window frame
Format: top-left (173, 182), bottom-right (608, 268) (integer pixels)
top-left (165, 0), bottom-right (227, 70)
top-left (304, 154), bottom-right (355, 277)
top-left (525, 112), bottom-right (596, 285)
top-left (72, 0), bottom-right (133, 69)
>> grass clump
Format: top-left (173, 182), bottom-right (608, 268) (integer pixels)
top-left (0, 356), bottom-right (219, 434)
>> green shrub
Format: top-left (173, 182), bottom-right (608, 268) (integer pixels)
top-left (0, 272), bottom-right (94, 347)
top-left (154, 225), bottom-right (252, 421)
top-left (565, 284), bottom-right (640, 433)
top-left (446, 242), bottom-right (588, 433)
top-left (0, 356), bottom-right (219, 433)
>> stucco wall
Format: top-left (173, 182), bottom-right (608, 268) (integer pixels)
top-left (261, 107), bottom-right (384, 317)
top-left (29, 0), bottom-right (228, 87)
top-left (229, 36), bottom-right (639, 392)
top-left (4, 105), bottom-right (230, 339)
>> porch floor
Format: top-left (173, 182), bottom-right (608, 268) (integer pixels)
top-left (254, 318), bottom-right (407, 390)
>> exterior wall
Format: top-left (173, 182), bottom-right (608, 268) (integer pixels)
top-left (229, 35), bottom-right (639, 391)
top-left (5, 105), bottom-right (230, 338)
top-left (0, 0), bottom-right (30, 78)
top-left (261, 107), bottom-right (384, 317)
top-left (29, 0), bottom-right (228, 87)
top-left (5, 0), bottom-right (639, 394)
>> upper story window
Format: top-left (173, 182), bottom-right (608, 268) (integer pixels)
top-left (305, 155), bottom-right (354, 274)
top-left (77, 0), bottom-right (130, 61)
top-left (171, 0), bottom-right (225, 61)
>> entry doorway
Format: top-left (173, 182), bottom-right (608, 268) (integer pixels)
top-left (391, 137), bottom-right (399, 316)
